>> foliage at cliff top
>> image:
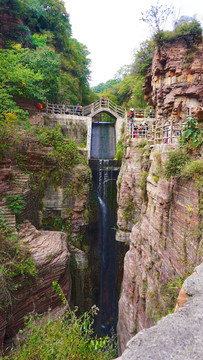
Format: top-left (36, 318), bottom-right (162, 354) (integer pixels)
top-left (155, 17), bottom-right (202, 48)
top-left (93, 13), bottom-right (202, 111)
top-left (0, 0), bottom-right (96, 126)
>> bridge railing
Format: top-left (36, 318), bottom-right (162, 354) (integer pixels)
top-left (83, 98), bottom-right (126, 118)
top-left (129, 119), bottom-right (185, 144)
top-left (46, 99), bottom-right (126, 118)
top-left (46, 103), bottom-right (84, 115)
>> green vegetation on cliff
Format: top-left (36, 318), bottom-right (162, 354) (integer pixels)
top-left (0, 213), bottom-right (37, 310)
top-left (93, 15), bottom-right (202, 111)
top-left (0, 0), bottom-right (95, 126)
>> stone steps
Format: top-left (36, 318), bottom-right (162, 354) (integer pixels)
top-left (0, 205), bottom-right (16, 229)
top-left (13, 172), bottom-right (30, 191)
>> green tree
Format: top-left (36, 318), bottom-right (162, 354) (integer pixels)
top-left (132, 40), bottom-right (154, 76)
top-left (174, 17), bottom-right (202, 46)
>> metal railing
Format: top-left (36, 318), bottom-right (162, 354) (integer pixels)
top-left (46, 98), bottom-right (126, 118)
top-left (128, 119), bottom-right (185, 144)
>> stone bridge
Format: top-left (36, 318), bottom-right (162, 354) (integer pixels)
top-left (45, 99), bottom-right (127, 159)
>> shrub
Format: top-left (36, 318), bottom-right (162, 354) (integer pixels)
top-left (164, 149), bottom-right (190, 179)
top-left (115, 135), bottom-right (125, 161)
top-left (180, 116), bottom-right (203, 148)
top-left (4, 307), bottom-right (117, 360)
top-left (0, 212), bottom-right (37, 309)
top-left (5, 194), bottom-right (25, 217)
top-left (139, 171), bottom-right (148, 200)
top-left (181, 159), bottom-right (203, 189)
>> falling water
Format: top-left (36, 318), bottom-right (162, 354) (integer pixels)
top-left (89, 121), bottom-right (120, 335)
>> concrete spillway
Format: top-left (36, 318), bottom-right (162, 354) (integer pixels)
top-left (90, 122), bottom-right (116, 159)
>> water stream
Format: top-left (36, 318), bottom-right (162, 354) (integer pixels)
top-left (89, 122), bottom-right (120, 335)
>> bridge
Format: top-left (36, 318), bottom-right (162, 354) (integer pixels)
top-left (45, 99), bottom-right (127, 159)
top-left (45, 99), bottom-right (186, 152)
top-left (46, 98), bottom-right (126, 119)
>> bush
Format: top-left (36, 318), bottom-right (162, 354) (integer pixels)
top-left (0, 212), bottom-right (37, 309)
top-left (6, 194), bottom-right (25, 217)
top-left (115, 135), bottom-right (125, 161)
top-left (181, 159), bottom-right (203, 189)
top-left (33, 125), bottom-right (85, 177)
top-left (164, 149), bottom-right (190, 179)
top-left (180, 116), bottom-right (203, 148)
top-left (4, 306), bottom-right (117, 360)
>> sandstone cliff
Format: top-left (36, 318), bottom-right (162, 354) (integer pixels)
top-left (0, 121), bottom-right (91, 346)
top-left (143, 40), bottom-right (203, 123)
top-left (0, 221), bottom-right (71, 347)
top-left (116, 262), bottom-right (203, 360)
top-left (116, 141), bottom-right (202, 352)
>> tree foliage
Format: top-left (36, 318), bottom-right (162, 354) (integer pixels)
top-left (0, 0), bottom-right (93, 125)
top-left (132, 40), bottom-right (154, 76)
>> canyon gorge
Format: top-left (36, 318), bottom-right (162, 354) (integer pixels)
top-left (0, 34), bottom-right (202, 360)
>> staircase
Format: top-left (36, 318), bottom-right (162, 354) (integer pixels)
top-left (0, 205), bottom-right (16, 229)
top-left (0, 172), bottom-right (31, 231)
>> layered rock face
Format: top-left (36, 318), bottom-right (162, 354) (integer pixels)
top-left (116, 262), bottom-right (203, 360)
top-left (117, 142), bottom-right (202, 352)
top-left (143, 40), bottom-right (203, 122)
top-left (0, 128), bottom-right (90, 344)
top-left (0, 221), bottom-right (71, 345)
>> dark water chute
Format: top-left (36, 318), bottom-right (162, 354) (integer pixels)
top-left (90, 122), bottom-right (116, 159)
top-left (89, 159), bottom-right (120, 335)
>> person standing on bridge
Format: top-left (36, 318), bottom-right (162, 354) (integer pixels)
top-left (101, 96), bottom-right (105, 107)
top-left (76, 104), bottom-right (80, 115)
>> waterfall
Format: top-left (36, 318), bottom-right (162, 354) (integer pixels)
top-left (89, 159), bottom-right (119, 335)
top-left (88, 121), bottom-right (122, 335)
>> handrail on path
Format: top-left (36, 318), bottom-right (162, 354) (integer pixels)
top-left (128, 118), bottom-right (185, 145)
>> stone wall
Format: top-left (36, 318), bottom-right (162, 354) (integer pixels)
top-left (43, 112), bottom-right (126, 160)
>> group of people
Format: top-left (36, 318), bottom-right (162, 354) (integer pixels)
top-left (101, 96), bottom-right (109, 107)
top-left (129, 107), bottom-right (155, 120)
top-left (130, 120), bottom-right (149, 138)
top-left (76, 104), bottom-right (83, 115)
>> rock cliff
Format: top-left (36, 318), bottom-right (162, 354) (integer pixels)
top-left (0, 123), bottom-right (91, 346)
top-left (143, 40), bottom-right (203, 123)
top-left (116, 262), bottom-right (203, 360)
top-left (116, 141), bottom-right (202, 352)
top-left (0, 221), bottom-right (71, 347)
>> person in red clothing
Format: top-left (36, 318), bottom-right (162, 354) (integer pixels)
top-left (38, 103), bottom-right (43, 111)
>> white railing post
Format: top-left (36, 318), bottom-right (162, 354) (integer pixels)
top-left (170, 119), bottom-right (173, 143)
